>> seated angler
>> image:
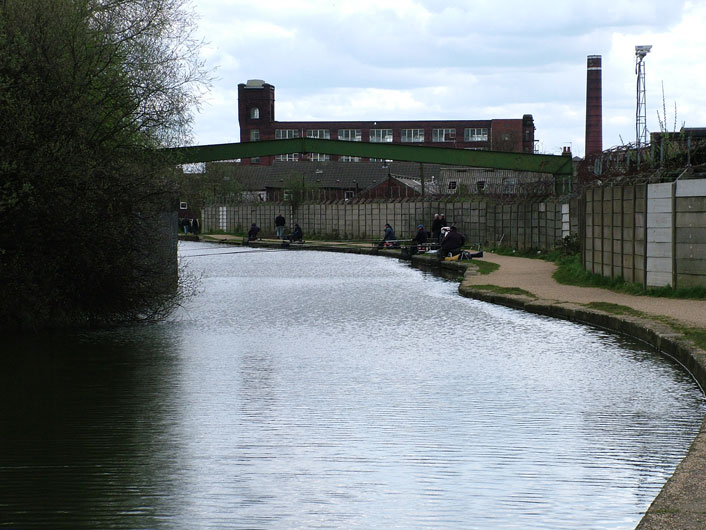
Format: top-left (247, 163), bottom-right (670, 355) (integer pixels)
top-left (377, 223), bottom-right (397, 248)
top-left (438, 225), bottom-right (465, 260)
top-left (412, 224), bottom-right (428, 245)
top-left (403, 223), bottom-right (429, 257)
top-left (247, 222), bottom-right (260, 241)
top-left (287, 223), bottom-right (303, 243)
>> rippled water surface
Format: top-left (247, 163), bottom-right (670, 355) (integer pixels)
top-left (2, 241), bottom-right (704, 529)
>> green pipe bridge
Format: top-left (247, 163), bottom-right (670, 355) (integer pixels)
top-left (167, 138), bottom-right (574, 192)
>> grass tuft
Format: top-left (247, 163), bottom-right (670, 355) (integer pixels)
top-left (472, 260), bottom-right (500, 275)
top-left (584, 302), bottom-right (645, 317)
top-left (469, 285), bottom-right (536, 297)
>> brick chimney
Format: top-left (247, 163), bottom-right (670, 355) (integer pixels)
top-left (585, 55), bottom-right (602, 158)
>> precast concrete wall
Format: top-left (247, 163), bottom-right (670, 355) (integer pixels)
top-left (584, 185), bottom-right (647, 285)
top-left (485, 200), bottom-right (573, 250)
top-left (202, 198), bottom-right (575, 250)
top-left (647, 183), bottom-right (673, 287)
top-left (583, 179), bottom-right (706, 288)
top-left (676, 180), bottom-right (706, 288)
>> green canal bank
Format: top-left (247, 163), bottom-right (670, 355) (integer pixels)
top-left (191, 234), bottom-right (706, 529)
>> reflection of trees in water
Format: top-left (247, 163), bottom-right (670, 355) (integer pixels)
top-left (0, 331), bottom-right (181, 527)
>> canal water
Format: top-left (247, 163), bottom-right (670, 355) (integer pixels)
top-left (1, 241), bottom-right (704, 529)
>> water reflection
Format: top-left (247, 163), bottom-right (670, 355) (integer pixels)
top-left (0, 241), bottom-right (703, 529)
top-left (1, 331), bottom-right (185, 528)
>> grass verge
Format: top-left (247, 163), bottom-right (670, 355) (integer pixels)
top-left (554, 254), bottom-right (706, 299)
top-left (472, 260), bottom-right (500, 275)
top-left (662, 320), bottom-right (706, 352)
top-left (584, 301), bottom-right (706, 351)
top-left (584, 302), bottom-right (645, 317)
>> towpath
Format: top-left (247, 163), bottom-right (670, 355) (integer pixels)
top-left (467, 252), bottom-right (706, 329)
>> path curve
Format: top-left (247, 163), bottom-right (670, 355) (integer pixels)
top-left (467, 252), bottom-right (706, 328)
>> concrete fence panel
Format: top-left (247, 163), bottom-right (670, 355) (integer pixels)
top-left (582, 179), bottom-right (706, 288)
top-left (675, 181), bottom-right (706, 287)
top-left (646, 183), bottom-right (673, 287)
top-left (203, 197), bottom-right (575, 251)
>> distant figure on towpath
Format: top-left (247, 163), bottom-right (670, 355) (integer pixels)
top-left (287, 223), bottom-right (303, 243)
top-left (378, 223), bottom-right (398, 248)
top-left (431, 213), bottom-right (443, 242)
top-left (412, 224), bottom-right (428, 245)
top-left (275, 213), bottom-right (286, 239)
top-left (247, 223), bottom-right (260, 241)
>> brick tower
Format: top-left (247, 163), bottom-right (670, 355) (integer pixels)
top-left (237, 80), bottom-right (275, 164)
top-left (585, 55), bottom-right (603, 158)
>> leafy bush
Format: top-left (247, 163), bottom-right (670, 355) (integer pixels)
top-left (0, 0), bottom-right (209, 331)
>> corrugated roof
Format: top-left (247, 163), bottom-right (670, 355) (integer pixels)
top-left (204, 161), bottom-right (448, 190)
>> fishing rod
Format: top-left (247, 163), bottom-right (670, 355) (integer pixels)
top-left (179, 243), bottom-right (402, 258)
top-left (179, 237), bottom-right (408, 258)
top-left (179, 248), bottom-right (288, 258)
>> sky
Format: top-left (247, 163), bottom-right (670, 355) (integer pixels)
top-left (187, 0), bottom-right (706, 158)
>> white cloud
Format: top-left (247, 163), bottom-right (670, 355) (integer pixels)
top-left (187, 0), bottom-right (705, 157)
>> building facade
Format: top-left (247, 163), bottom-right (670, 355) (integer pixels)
top-left (238, 79), bottom-right (536, 165)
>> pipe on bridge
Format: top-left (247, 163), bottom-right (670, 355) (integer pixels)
top-left (165, 137), bottom-right (574, 188)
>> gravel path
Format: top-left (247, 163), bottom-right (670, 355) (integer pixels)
top-left (468, 252), bottom-right (706, 329)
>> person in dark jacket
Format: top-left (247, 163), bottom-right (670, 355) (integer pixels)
top-left (287, 223), bottom-right (303, 242)
top-left (275, 213), bottom-right (286, 239)
top-left (412, 224), bottom-right (428, 245)
top-left (191, 218), bottom-right (200, 235)
top-left (247, 223), bottom-right (260, 241)
top-left (431, 213), bottom-right (443, 242)
top-left (377, 223), bottom-right (397, 248)
top-left (438, 226), bottom-right (465, 259)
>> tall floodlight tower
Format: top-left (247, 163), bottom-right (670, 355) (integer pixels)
top-left (635, 45), bottom-right (652, 167)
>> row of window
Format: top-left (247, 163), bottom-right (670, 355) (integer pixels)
top-left (272, 155), bottom-right (362, 162)
top-left (274, 154), bottom-right (391, 162)
top-left (265, 128), bottom-right (489, 143)
top-left (256, 127), bottom-right (489, 162)
top-left (250, 103), bottom-right (492, 143)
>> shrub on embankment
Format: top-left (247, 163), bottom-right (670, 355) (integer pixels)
top-left (0, 0), bottom-right (209, 331)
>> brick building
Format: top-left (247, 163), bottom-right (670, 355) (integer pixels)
top-left (238, 79), bottom-right (536, 165)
